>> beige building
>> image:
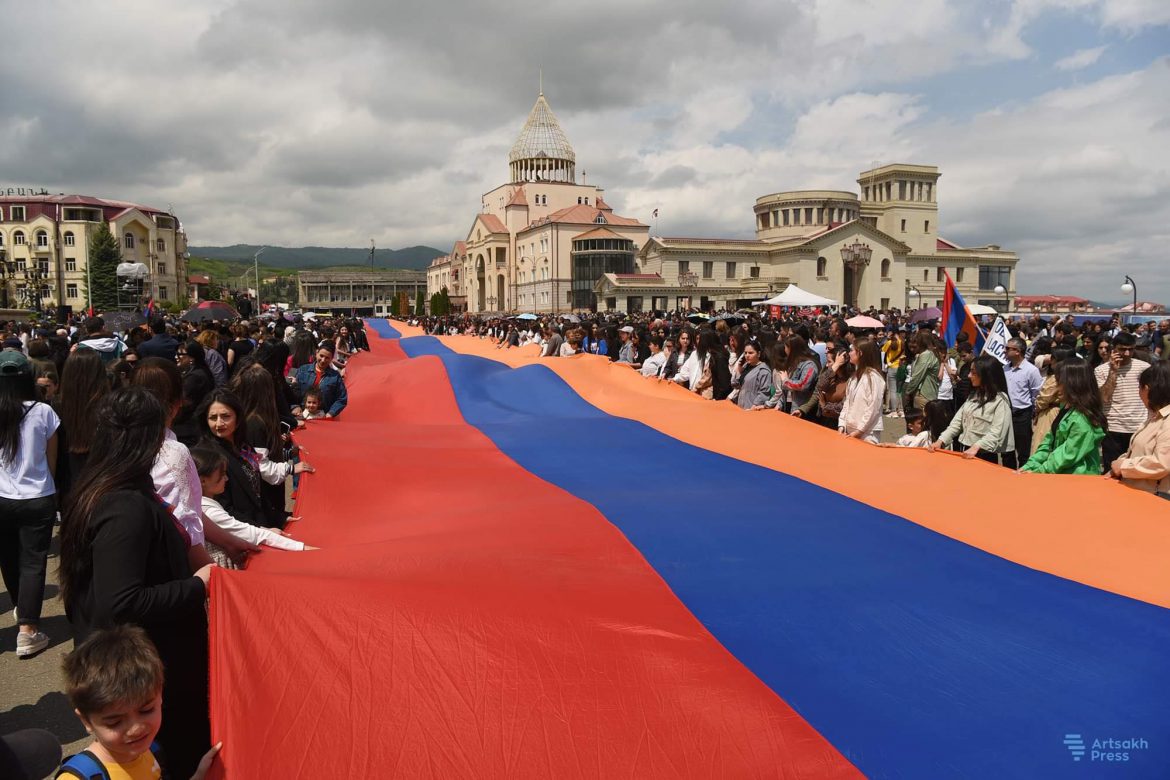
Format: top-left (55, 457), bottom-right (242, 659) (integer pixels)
top-left (298, 269), bottom-right (426, 316)
top-left (427, 92), bottom-right (650, 313)
top-left (599, 164), bottom-right (1019, 313)
top-left (0, 192), bottom-right (189, 315)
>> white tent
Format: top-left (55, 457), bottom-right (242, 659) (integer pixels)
top-left (757, 285), bottom-right (840, 308)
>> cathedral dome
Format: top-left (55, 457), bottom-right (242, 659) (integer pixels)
top-left (509, 92), bottom-right (576, 183)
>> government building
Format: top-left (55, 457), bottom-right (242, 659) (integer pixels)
top-left (614, 163), bottom-right (1019, 313)
top-left (427, 95), bottom-right (1019, 315)
top-left (0, 191), bottom-right (189, 316)
top-left (427, 92), bottom-right (650, 314)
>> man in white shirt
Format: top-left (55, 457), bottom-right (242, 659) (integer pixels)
top-left (1002, 337), bottom-right (1044, 469)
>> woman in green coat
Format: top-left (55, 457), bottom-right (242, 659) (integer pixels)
top-left (1022, 359), bottom-right (1106, 475)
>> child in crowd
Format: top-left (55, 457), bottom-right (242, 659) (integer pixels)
top-left (894, 409), bottom-right (932, 448)
top-left (300, 386), bottom-right (326, 420)
top-left (59, 625), bottom-right (221, 780)
top-left (193, 445), bottom-right (317, 569)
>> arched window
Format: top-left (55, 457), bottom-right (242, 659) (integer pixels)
top-left (35, 230), bottom-right (48, 247)
top-left (156, 238), bottom-right (165, 252)
top-left (816, 256), bottom-right (827, 276)
top-left (13, 230), bottom-right (25, 245)
top-left (0, 233), bottom-right (5, 247)
top-left (124, 232), bottom-right (135, 249)
top-left (881, 258), bottom-right (891, 278)
top-left (64, 231), bottom-right (75, 247)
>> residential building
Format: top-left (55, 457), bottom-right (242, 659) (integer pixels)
top-left (0, 191), bottom-right (189, 315)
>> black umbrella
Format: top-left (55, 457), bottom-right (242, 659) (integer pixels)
top-left (181, 302), bottom-right (239, 323)
top-left (97, 310), bottom-right (146, 334)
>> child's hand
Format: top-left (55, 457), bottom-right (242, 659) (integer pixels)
top-left (190, 742), bottom-right (222, 780)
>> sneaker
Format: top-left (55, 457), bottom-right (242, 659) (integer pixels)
top-left (16, 631), bottom-right (49, 658)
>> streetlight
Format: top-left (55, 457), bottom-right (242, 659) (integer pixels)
top-left (840, 240), bottom-right (872, 308)
top-left (905, 283), bottom-right (920, 311)
top-left (1121, 276), bottom-right (1137, 317)
top-left (994, 284), bottom-right (1009, 313)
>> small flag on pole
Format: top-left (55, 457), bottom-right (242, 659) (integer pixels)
top-left (940, 272), bottom-right (985, 352)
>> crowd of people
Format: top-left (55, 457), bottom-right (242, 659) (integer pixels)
top-left (0, 310), bottom-right (366, 778)
top-left (418, 308), bottom-right (1170, 490)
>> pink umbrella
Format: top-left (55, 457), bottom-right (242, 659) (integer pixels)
top-left (846, 315), bottom-right (884, 329)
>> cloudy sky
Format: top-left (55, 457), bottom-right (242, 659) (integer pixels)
top-left (1, 0), bottom-right (1167, 302)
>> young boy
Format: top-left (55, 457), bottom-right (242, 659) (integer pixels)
top-left (895, 409), bottom-right (932, 448)
top-left (59, 625), bottom-right (221, 779)
top-left (300, 386), bottom-right (326, 420)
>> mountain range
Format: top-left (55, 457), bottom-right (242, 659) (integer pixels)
top-left (189, 244), bottom-right (446, 270)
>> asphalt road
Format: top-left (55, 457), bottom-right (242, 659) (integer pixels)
top-left (0, 527), bottom-right (90, 764)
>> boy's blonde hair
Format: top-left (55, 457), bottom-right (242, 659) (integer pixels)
top-left (63, 625), bottom-right (164, 715)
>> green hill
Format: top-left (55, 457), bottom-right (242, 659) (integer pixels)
top-left (188, 244), bottom-right (446, 270)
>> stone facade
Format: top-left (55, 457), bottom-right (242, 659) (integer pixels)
top-left (600, 164), bottom-right (1020, 313)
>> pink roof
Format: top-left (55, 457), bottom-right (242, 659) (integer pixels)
top-left (936, 237), bottom-right (961, 250)
top-left (537, 204), bottom-right (644, 227)
top-left (478, 214), bottom-right (508, 233)
top-left (506, 186), bottom-right (528, 208)
top-left (573, 227), bottom-right (624, 240)
top-left (595, 195), bottom-right (611, 210)
top-left (188, 274), bottom-right (211, 284)
top-left (0, 193), bottom-right (167, 215)
top-left (1015, 295), bottom-right (1090, 305)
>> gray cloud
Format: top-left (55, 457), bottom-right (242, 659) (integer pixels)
top-left (0, 0), bottom-right (1167, 301)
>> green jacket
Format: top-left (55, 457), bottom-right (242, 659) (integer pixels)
top-left (903, 351), bottom-right (940, 400)
top-left (1022, 408), bottom-right (1105, 475)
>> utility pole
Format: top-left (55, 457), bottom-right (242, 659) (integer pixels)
top-left (253, 247), bottom-right (266, 307)
top-left (370, 239), bottom-right (375, 269)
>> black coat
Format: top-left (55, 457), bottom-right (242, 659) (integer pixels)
top-left (65, 481), bottom-right (209, 777)
top-left (136, 333), bottom-right (180, 362)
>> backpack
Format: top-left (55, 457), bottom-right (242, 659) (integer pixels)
top-left (56, 742), bottom-right (161, 779)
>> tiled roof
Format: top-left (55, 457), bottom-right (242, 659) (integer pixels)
top-left (936, 237), bottom-right (962, 250)
top-left (573, 227), bottom-right (624, 241)
top-left (477, 214), bottom-right (508, 233)
top-left (0, 193), bottom-right (167, 215)
top-left (188, 274), bottom-right (211, 284)
top-left (533, 204), bottom-right (645, 228)
top-left (595, 195), bottom-right (611, 210)
top-left (1015, 295), bottom-right (1090, 305)
top-left (506, 186), bottom-right (528, 208)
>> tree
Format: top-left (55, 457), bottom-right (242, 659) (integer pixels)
top-left (85, 223), bottom-right (122, 312)
top-left (389, 295), bottom-right (400, 317)
top-left (415, 288), bottom-right (426, 315)
top-left (439, 286), bottom-right (451, 315)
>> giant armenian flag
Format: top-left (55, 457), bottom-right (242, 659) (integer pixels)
top-left (208, 320), bottom-right (1170, 778)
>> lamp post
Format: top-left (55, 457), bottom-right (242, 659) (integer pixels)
top-left (0, 250), bottom-right (9, 308)
top-left (1120, 276), bottom-right (1137, 319)
top-left (840, 240), bottom-right (872, 309)
top-left (994, 284), bottom-right (1009, 314)
top-left (905, 283), bottom-right (920, 311)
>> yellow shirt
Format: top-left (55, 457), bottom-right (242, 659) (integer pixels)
top-left (881, 339), bottom-right (904, 369)
top-left (101, 751), bottom-right (162, 780)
